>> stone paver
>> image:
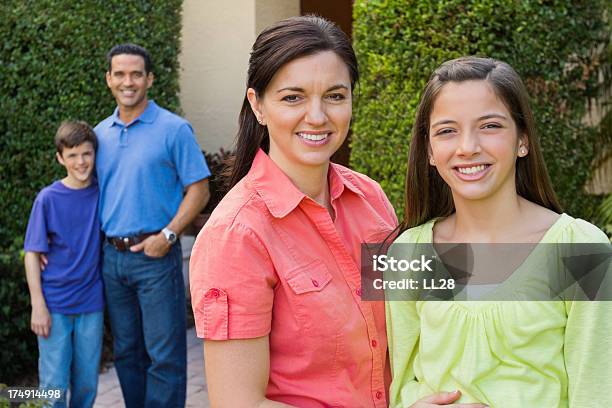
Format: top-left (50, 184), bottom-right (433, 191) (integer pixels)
top-left (94, 327), bottom-right (209, 408)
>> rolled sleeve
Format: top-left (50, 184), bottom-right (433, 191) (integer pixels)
top-left (189, 220), bottom-right (277, 340)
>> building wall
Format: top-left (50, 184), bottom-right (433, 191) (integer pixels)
top-left (179, 0), bottom-right (299, 154)
top-left (255, 0), bottom-right (300, 35)
top-left (179, 0), bottom-right (254, 153)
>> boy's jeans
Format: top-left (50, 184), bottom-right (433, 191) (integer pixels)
top-left (102, 241), bottom-right (187, 408)
top-left (38, 311), bottom-right (104, 408)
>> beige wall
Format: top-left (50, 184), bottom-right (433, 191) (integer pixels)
top-left (179, 0), bottom-right (254, 153)
top-left (255, 0), bottom-right (300, 35)
top-left (179, 0), bottom-right (299, 154)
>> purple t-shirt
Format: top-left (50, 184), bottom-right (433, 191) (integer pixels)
top-left (24, 180), bottom-right (104, 314)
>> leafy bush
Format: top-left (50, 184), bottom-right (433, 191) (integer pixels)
top-left (0, 0), bottom-right (183, 381)
top-left (0, 253), bottom-right (37, 382)
top-left (203, 149), bottom-right (234, 214)
top-left (594, 194), bottom-right (612, 236)
top-left (351, 0), bottom-right (610, 222)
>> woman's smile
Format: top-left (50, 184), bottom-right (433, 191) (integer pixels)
top-left (248, 50), bottom-right (352, 174)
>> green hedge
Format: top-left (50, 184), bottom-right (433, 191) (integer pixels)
top-left (0, 0), bottom-right (183, 382)
top-left (352, 0), bottom-right (610, 222)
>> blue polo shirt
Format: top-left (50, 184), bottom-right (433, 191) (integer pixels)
top-left (95, 100), bottom-right (210, 237)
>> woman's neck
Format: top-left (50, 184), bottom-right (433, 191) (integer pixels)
top-left (269, 152), bottom-right (331, 209)
top-left (292, 164), bottom-right (330, 207)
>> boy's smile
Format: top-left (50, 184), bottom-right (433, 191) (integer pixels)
top-left (56, 142), bottom-right (95, 189)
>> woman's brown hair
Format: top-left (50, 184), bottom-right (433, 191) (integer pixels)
top-left (222, 15), bottom-right (358, 190)
top-left (401, 56), bottom-right (562, 232)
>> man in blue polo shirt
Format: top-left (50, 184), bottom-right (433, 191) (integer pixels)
top-left (94, 43), bottom-right (210, 407)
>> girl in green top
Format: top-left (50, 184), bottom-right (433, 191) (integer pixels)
top-left (386, 56), bottom-right (612, 407)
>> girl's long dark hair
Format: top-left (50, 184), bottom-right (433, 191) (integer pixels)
top-left (401, 56), bottom-right (562, 233)
top-left (222, 15), bottom-right (358, 190)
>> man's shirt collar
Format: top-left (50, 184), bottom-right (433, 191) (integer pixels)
top-left (109, 100), bottom-right (159, 127)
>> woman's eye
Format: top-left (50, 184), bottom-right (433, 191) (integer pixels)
top-left (327, 93), bottom-right (345, 101)
top-left (282, 95), bottom-right (300, 103)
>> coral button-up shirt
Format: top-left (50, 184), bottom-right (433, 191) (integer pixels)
top-left (190, 149), bottom-right (397, 407)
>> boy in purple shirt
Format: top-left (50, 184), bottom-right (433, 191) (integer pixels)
top-left (24, 121), bottom-right (104, 408)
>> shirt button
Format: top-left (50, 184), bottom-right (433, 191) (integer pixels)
top-left (355, 287), bottom-right (362, 297)
top-left (375, 390), bottom-right (383, 400)
top-left (210, 288), bottom-right (220, 298)
top-left (311, 279), bottom-right (319, 287)
top-left (371, 339), bottom-right (377, 348)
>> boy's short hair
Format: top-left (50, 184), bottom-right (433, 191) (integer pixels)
top-left (54, 121), bottom-right (98, 155)
top-left (107, 43), bottom-right (153, 74)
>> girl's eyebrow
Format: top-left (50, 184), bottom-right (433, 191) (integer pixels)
top-left (276, 84), bottom-right (349, 93)
top-left (479, 113), bottom-right (508, 121)
top-left (431, 113), bottom-right (508, 128)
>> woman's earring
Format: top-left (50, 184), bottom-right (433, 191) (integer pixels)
top-left (520, 147), bottom-right (527, 156)
top-left (429, 156), bottom-right (436, 166)
top-left (258, 117), bottom-right (266, 126)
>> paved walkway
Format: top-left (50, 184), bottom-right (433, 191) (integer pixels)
top-left (94, 327), bottom-right (210, 407)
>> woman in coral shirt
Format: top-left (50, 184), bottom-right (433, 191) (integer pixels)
top-left (188, 15), bottom-right (401, 407)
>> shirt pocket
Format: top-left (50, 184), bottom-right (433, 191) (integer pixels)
top-left (283, 259), bottom-right (343, 338)
top-left (285, 259), bottom-right (333, 294)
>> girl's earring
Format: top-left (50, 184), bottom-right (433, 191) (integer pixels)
top-left (429, 156), bottom-right (436, 166)
top-left (519, 147), bottom-right (527, 156)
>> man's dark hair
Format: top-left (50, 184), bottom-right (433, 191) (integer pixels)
top-left (54, 121), bottom-right (98, 155)
top-left (107, 43), bottom-right (152, 74)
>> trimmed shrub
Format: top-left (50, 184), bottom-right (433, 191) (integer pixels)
top-left (0, 253), bottom-right (37, 382)
top-left (0, 0), bottom-right (183, 381)
top-left (352, 0), bottom-right (610, 222)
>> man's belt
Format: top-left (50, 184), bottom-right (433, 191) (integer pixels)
top-left (106, 232), bottom-right (159, 252)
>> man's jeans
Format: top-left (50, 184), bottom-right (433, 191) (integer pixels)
top-left (103, 242), bottom-right (187, 408)
top-left (38, 311), bottom-right (104, 408)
